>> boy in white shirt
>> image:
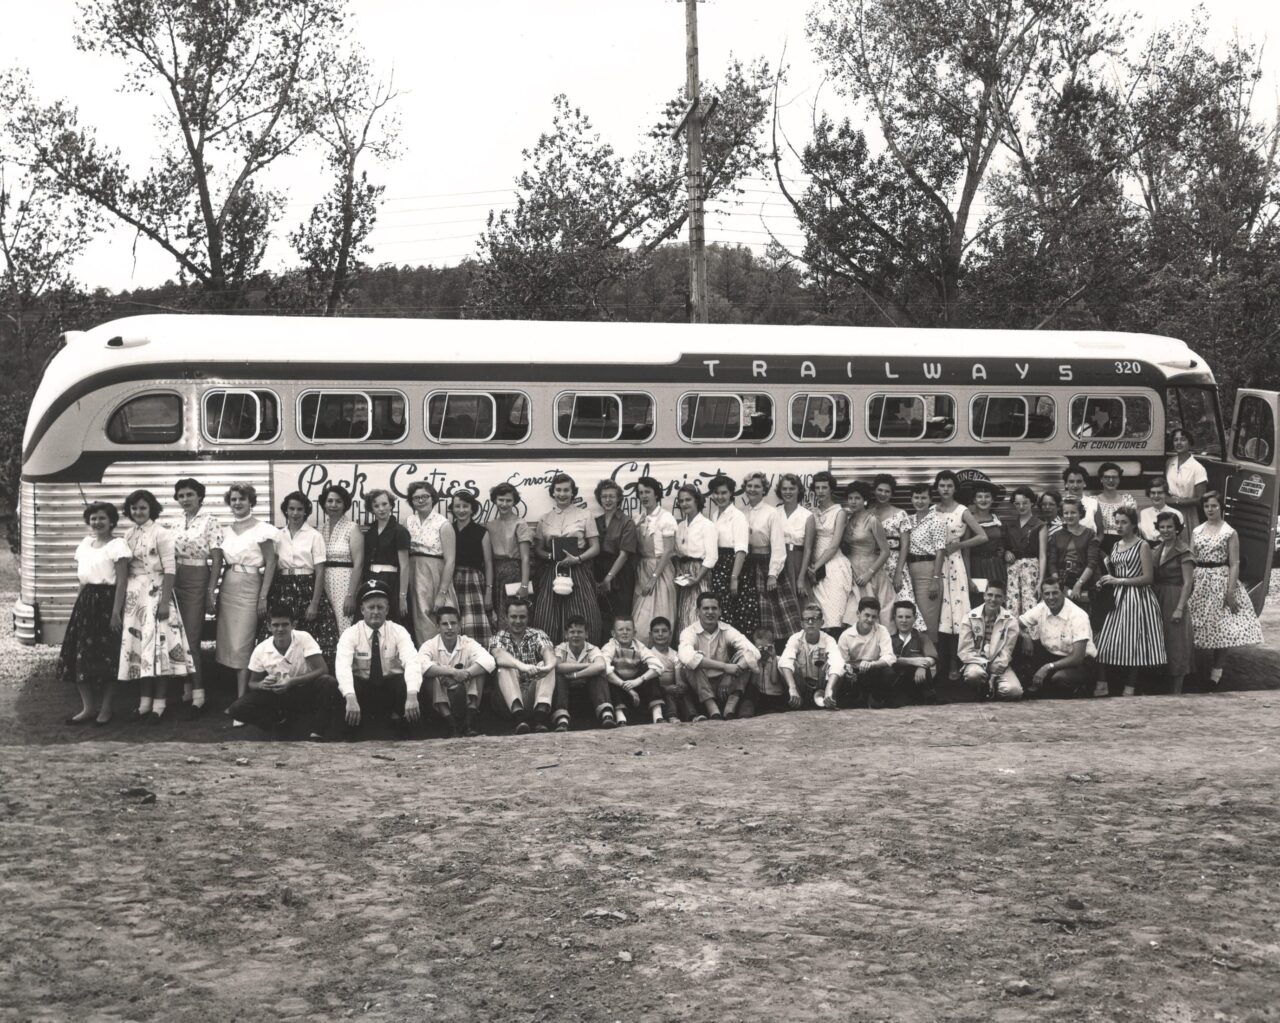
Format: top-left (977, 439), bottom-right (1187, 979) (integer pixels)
top-left (647, 617), bottom-right (698, 722)
top-left (555, 615), bottom-right (613, 729)
top-left (836, 598), bottom-right (897, 708)
top-left (601, 616), bottom-right (666, 725)
top-left (228, 604), bottom-right (335, 739)
top-left (420, 604), bottom-right (495, 737)
top-left (778, 603), bottom-right (846, 710)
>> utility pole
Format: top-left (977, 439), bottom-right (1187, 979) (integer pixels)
top-left (684, 0), bottom-right (707, 324)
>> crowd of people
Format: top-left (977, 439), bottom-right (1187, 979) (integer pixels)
top-left (57, 438), bottom-right (1265, 738)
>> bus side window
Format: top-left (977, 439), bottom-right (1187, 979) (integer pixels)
top-left (106, 393), bottom-right (183, 444)
top-left (1070, 395), bottom-right (1152, 441)
top-left (427, 393), bottom-right (497, 442)
top-left (495, 393), bottom-right (530, 442)
top-left (680, 393), bottom-right (772, 442)
top-left (791, 393), bottom-right (852, 441)
top-left (867, 394), bottom-right (956, 441)
top-left (203, 389), bottom-right (280, 443)
top-left (972, 394), bottom-right (1055, 441)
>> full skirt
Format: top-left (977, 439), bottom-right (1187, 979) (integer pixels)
top-left (118, 573), bottom-right (196, 680)
top-left (59, 584), bottom-right (120, 687)
top-left (704, 547), bottom-right (757, 633)
top-left (751, 551), bottom-right (802, 640)
top-left (938, 552), bottom-right (970, 636)
top-left (812, 552), bottom-right (854, 630)
top-left (631, 554), bottom-right (676, 643)
top-left (844, 552), bottom-right (897, 626)
top-left (410, 555), bottom-right (448, 643)
top-left (1188, 567), bottom-right (1263, 649)
top-left (1096, 585), bottom-right (1167, 667)
top-left (257, 573), bottom-right (341, 666)
top-left (492, 556), bottom-right (525, 631)
top-left (532, 561), bottom-right (602, 644)
top-left (1005, 557), bottom-right (1040, 619)
top-left (453, 565), bottom-right (495, 647)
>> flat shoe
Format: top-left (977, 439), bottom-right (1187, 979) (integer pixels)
top-left (94, 716), bottom-right (112, 726)
top-left (514, 721), bottom-right (531, 735)
top-left (64, 714), bottom-right (94, 726)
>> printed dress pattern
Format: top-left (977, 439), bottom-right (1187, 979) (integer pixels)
top-left (118, 524), bottom-right (196, 680)
top-left (1188, 523), bottom-right (1263, 649)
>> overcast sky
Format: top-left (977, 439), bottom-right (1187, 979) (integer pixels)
top-left (4, 0), bottom-right (1278, 293)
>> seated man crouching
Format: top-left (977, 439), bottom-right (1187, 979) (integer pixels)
top-left (489, 596), bottom-right (559, 734)
top-left (334, 579), bottom-right (425, 738)
top-left (601, 616), bottom-right (667, 725)
top-left (889, 599), bottom-right (938, 705)
top-left (835, 597), bottom-right (897, 708)
top-left (778, 603), bottom-right (846, 709)
top-left (1013, 575), bottom-right (1097, 698)
top-left (420, 604), bottom-right (495, 737)
top-left (957, 581), bottom-right (1022, 700)
top-left (677, 592), bottom-right (760, 720)
top-left (228, 604), bottom-right (337, 739)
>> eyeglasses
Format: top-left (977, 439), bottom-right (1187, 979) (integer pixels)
top-left (411, 493), bottom-right (433, 502)
top-left (801, 617), bottom-right (822, 624)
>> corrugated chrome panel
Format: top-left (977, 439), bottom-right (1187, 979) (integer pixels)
top-left (20, 461), bottom-right (271, 646)
top-left (828, 456), bottom-right (1149, 499)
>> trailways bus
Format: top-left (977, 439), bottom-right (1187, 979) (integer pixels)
top-left (14, 315), bottom-right (1280, 645)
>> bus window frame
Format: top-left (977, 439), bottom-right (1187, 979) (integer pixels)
top-left (969, 393), bottom-right (1057, 443)
top-left (864, 392), bottom-right (958, 443)
top-left (297, 388), bottom-right (409, 445)
top-left (104, 390), bottom-right (184, 446)
top-left (553, 390), bottom-right (655, 444)
top-left (677, 391), bottom-right (775, 444)
top-left (1068, 393), bottom-right (1153, 442)
top-left (424, 390), bottom-right (499, 444)
top-left (200, 387), bottom-right (282, 445)
top-left (788, 392), bottom-right (852, 443)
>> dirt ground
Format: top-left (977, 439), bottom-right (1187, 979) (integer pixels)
top-left (2, 553), bottom-right (1279, 1022)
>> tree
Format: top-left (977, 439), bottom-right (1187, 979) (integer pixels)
top-left (13, 0), bottom-right (348, 308)
top-left (288, 52), bottom-right (400, 315)
top-left (467, 58), bottom-right (772, 320)
top-left (780, 0), bottom-right (1125, 326)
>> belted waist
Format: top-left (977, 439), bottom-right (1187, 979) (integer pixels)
top-left (326, 560), bottom-right (353, 569)
top-left (276, 568), bottom-right (314, 576)
top-left (411, 551), bottom-right (443, 559)
top-left (228, 564), bottom-right (262, 574)
top-left (176, 558), bottom-right (208, 568)
top-left (907, 553), bottom-right (935, 564)
top-left (1195, 560), bottom-right (1228, 568)
top-left (368, 563), bottom-right (400, 574)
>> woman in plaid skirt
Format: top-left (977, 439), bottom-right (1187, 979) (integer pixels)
top-left (449, 490), bottom-right (495, 648)
top-left (742, 471), bottom-right (802, 642)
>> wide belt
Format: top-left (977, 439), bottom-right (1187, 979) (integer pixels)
top-left (411, 551), bottom-right (443, 559)
top-left (229, 564), bottom-right (263, 574)
top-left (1195, 560), bottom-right (1228, 568)
top-left (176, 558), bottom-right (208, 568)
top-left (277, 568), bottom-right (314, 576)
top-left (368, 563), bottom-right (400, 573)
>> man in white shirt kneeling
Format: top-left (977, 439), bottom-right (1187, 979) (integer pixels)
top-left (1013, 575), bottom-right (1097, 698)
top-left (227, 604), bottom-right (337, 739)
top-left (420, 604), bottom-right (495, 737)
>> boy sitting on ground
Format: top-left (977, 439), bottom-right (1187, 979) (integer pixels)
top-left (420, 605), bottom-right (495, 737)
top-left (647, 617), bottom-right (699, 722)
top-left (555, 615), bottom-right (614, 729)
top-left (228, 604), bottom-right (336, 739)
top-left (600, 616), bottom-right (667, 725)
top-left (835, 597), bottom-right (897, 709)
top-left (778, 603), bottom-right (846, 709)
top-left (889, 599), bottom-right (938, 705)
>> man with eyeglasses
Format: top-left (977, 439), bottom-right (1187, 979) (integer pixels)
top-left (778, 603), bottom-right (846, 709)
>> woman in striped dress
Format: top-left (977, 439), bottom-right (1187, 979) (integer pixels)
top-left (406, 480), bottom-right (455, 643)
top-left (631, 476), bottom-right (678, 643)
top-left (806, 471), bottom-right (852, 635)
top-left (871, 474), bottom-right (920, 630)
top-left (532, 473), bottom-right (603, 643)
top-left (742, 471), bottom-right (801, 642)
top-left (320, 484), bottom-right (364, 633)
top-left (1096, 505), bottom-right (1165, 695)
top-left (673, 484), bottom-right (718, 634)
top-left (1188, 490), bottom-right (1263, 687)
top-left (449, 490), bottom-right (495, 647)
top-left (1003, 486), bottom-right (1044, 618)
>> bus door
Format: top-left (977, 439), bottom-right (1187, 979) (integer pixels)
top-left (1219, 389), bottom-right (1280, 612)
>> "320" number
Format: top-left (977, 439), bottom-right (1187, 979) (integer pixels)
top-left (1114, 360), bottom-right (1142, 374)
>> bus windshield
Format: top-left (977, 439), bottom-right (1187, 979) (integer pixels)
top-left (1166, 385), bottom-right (1225, 458)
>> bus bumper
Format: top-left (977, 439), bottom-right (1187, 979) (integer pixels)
top-left (11, 599), bottom-right (38, 645)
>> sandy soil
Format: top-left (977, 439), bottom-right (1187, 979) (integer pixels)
top-left (2, 554), bottom-right (1279, 1022)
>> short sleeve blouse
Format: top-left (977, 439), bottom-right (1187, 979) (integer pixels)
top-left (538, 506), bottom-right (598, 547)
top-left (275, 523), bottom-right (327, 570)
top-left (1167, 455), bottom-right (1208, 499)
top-left (407, 511), bottom-right (449, 556)
top-left (125, 520), bottom-right (176, 576)
top-left (364, 519), bottom-right (411, 567)
top-left (487, 514), bottom-right (533, 559)
top-left (170, 511), bottom-right (223, 562)
top-left (781, 506), bottom-right (813, 548)
top-left (75, 536), bottom-right (130, 585)
top-left (596, 512), bottom-right (639, 559)
top-left (218, 520), bottom-right (277, 568)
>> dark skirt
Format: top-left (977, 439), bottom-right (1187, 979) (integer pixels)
top-left (532, 561), bottom-right (603, 644)
top-left (492, 556), bottom-right (524, 631)
top-left (257, 574), bottom-right (341, 665)
top-left (454, 565), bottom-right (494, 647)
top-left (594, 547), bottom-right (637, 622)
top-left (59, 584), bottom-right (120, 687)
top-left (969, 553), bottom-right (1008, 603)
top-left (705, 546), bottom-right (757, 634)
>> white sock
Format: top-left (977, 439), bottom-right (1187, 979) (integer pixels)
top-left (138, 697), bottom-right (153, 714)
top-left (152, 699), bottom-right (167, 715)
top-left (192, 689), bottom-right (206, 708)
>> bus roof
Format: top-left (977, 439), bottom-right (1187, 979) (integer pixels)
top-left (27, 315), bottom-right (1212, 451)
top-left (60, 313), bottom-right (1208, 368)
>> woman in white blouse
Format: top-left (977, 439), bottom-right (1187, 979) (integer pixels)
top-left (673, 485), bottom-right (718, 634)
top-left (807, 471), bottom-right (853, 634)
top-left (259, 490), bottom-right (339, 664)
top-left (704, 474), bottom-right (750, 631)
top-left (117, 489), bottom-right (197, 722)
top-left (170, 477), bottom-right (222, 714)
top-left (1166, 427), bottom-right (1209, 532)
top-left (631, 476), bottom-right (678, 643)
top-left (213, 483), bottom-right (277, 709)
top-left (59, 501), bottom-right (130, 725)
top-left (743, 471), bottom-right (802, 642)
top-left (775, 471), bottom-right (815, 607)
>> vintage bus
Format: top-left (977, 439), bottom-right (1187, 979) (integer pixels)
top-left (13, 314), bottom-right (1280, 645)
